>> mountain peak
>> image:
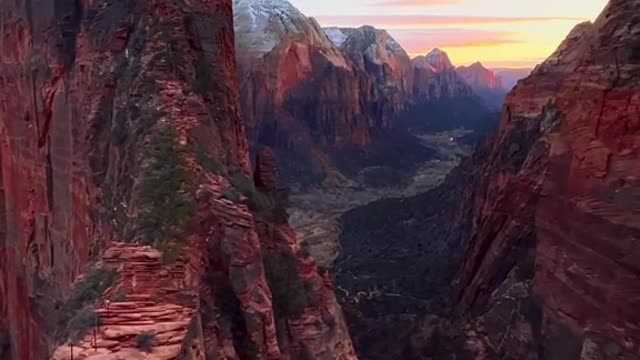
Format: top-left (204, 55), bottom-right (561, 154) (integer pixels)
top-left (323, 26), bottom-right (408, 59)
top-left (412, 48), bottom-right (454, 72)
top-left (233, 0), bottom-right (330, 59)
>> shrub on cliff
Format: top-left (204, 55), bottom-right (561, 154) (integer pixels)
top-left (68, 266), bottom-right (117, 311)
top-left (229, 172), bottom-right (289, 224)
top-left (135, 331), bottom-right (157, 352)
top-left (135, 124), bottom-right (195, 262)
top-left (263, 253), bottom-right (318, 318)
top-left (67, 307), bottom-right (101, 345)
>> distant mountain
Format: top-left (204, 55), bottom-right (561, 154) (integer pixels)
top-left (412, 48), bottom-right (474, 100)
top-left (456, 62), bottom-right (504, 91)
top-left (234, 0), bottom-right (492, 185)
top-left (492, 67), bottom-right (533, 89)
top-left (456, 62), bottom-right (507, 109)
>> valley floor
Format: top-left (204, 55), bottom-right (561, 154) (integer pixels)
top-left (289, 129), bottom-right (474, 267)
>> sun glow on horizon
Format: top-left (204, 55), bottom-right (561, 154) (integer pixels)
top-left (292, 0), bottom-right (607, 68)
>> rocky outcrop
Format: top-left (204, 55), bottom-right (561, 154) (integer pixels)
top-left (452, 0), bottom-right (640, 357)
top-left (325, 25), bottom-right (413, 114)
top-left (412, 49), bottom-right (474, 100)
top-left (50, 243), bottom-right (201, 360)
top-left (0, 0), bottom-right (356, 359)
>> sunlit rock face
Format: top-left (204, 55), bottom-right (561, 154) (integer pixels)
top-left (0, 0), bottom-right (356, 359)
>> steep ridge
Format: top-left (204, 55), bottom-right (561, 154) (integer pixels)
top-left (452, 0), bottom-right (640, 356)
top-left (324, 26), bottom-right (413, 114)
top-left (0, 0), bottom-right (356, 359)
top-left (335, 0), bottom-right (640, 358)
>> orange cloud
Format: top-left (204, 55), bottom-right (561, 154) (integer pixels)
top-left (315, 15), bottom-right (583, 27)
top-left (389, 28), bottom-right (521, 52)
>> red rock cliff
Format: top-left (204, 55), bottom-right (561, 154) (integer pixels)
top-left (452, 1), bottom-right (640, 357)
top-left (234, 0), bottom-right (380, 149)
top-left (0, 0), bottom-right (357, 359)
top-left (325, 26), bottom-right (414, 117)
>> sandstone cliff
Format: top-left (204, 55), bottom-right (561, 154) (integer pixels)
top-left (325, 25), bottom-right (413, 116)
top-left (334, 0), bottom-right (640, 358)
top-left (234, 0), bottom-right (380, 149)
top-left (0, 0), bottom-right (356, 359)
top-left (452, 1), bottom-right (640, 357)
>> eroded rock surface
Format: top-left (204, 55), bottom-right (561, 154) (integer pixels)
top-left (0, 0), bottom-right (356, 359)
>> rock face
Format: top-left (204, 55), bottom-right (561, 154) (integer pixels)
top-left (325, 26), bottom-right (413, 114)
top-left (452, 1), bottom-right (640, 357)
top-left (334, 0), bottom-right (640, 358)
top-left (0, 0), bottom-right (356, 359)
top-left (234, 0), bottom-right (380, 149)
top-left (412, 49), bottom-right (474, 100)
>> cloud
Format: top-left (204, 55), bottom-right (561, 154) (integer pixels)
top-left (372, 0), bottom-right (460, 7)
top-left (389, 28), bottom-right (522, 53)
top-left (315, 14), bottom-right (583, 27)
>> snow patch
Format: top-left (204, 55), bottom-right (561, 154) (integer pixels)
top-left (324, 27), bottom-right (349, 47)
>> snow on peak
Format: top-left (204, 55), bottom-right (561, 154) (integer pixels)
top-left (233, 0), bottom-right (316, 57)
top-left (324, 27), bottom-right (349, 47)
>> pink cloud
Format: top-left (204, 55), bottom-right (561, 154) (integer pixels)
top-left (372, 0), bottom-right (460, 7)
top-left (315, 14), bottom-right (583, 27)
top-left (372, 0), bottom-right (459, 6)
top-left (388, 28), bottom-right (521, 53)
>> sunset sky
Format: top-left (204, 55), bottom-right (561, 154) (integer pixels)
top-left (291, 0), bottom-right (608, 68)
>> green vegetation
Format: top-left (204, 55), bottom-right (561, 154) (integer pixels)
top-left (67, 307), bottom-right (101, 345)
top-left (135, 331), bottom-right (158, 352)
top-left (55, 265), bottom-right (116, 343)
top-left (135, 124), bottom-right (195, 263)
top-left (195, 145), bottom-right (223, 174)
top-left (68, 266), bottom-right (117, 311)
top-left (228, 172), bottom-right (290, 224)
top-left (263, 253), bottom-right (318, 319)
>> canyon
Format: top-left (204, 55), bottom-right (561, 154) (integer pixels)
top-left (335, 0), bottom-right (640, 359)
top-left (0, 0), bottom-right (637, 360)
